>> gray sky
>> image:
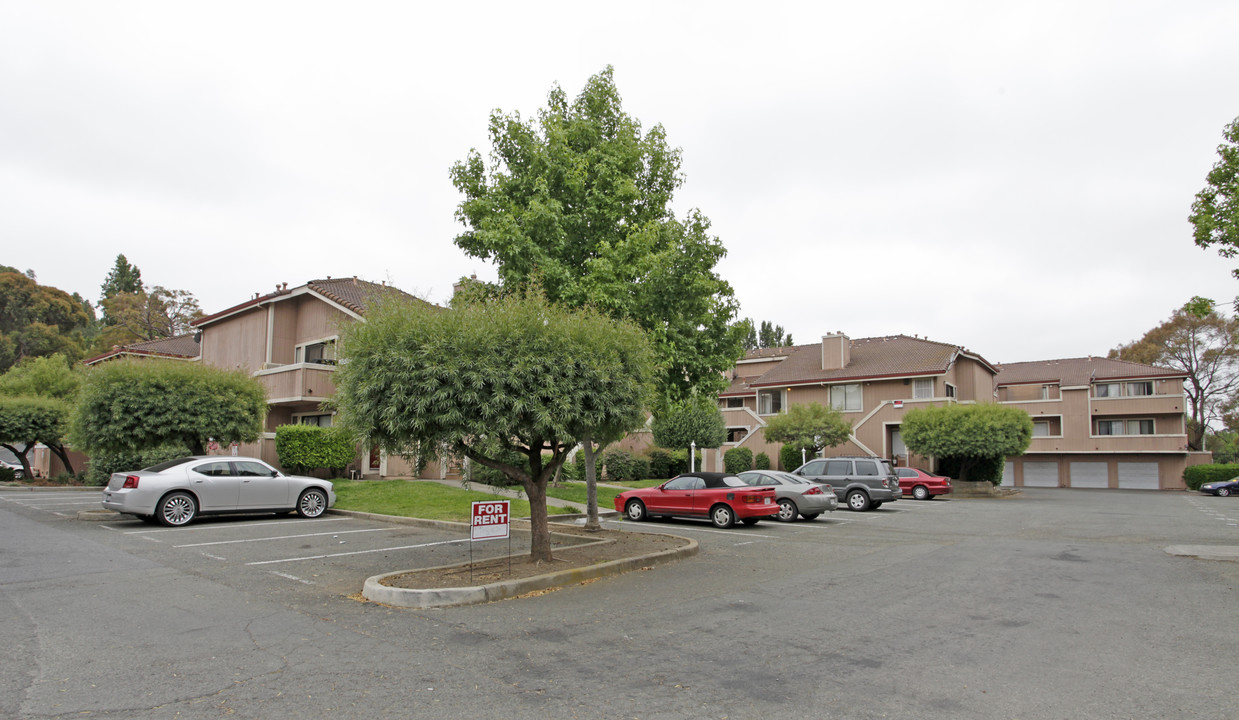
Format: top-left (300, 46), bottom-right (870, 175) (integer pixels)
top-left (3, 1), bottom-right (1238, 365)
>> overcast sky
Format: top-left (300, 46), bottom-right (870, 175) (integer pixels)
top-left (4, 1), bottom-right (1238, 365)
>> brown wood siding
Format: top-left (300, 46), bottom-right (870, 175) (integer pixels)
top-left (201, 309), bottom-right (267, 372)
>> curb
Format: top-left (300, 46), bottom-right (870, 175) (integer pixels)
top-left (362, 532), bottom-right (698, 609)
top-left (1164, 545), bottom-right (1239, 562)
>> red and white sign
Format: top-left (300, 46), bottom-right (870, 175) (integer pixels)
top-left (893, 400), bottom-right (904, 409)
top-left (470, 500), bottom-right (510, 541)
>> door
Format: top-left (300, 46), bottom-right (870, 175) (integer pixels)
top-left (188, 460), bottom-right (242, 510)
top-left (1023, 462), bottom-right (1059, 487)
top-left (654, 475), bottom-right (702, 515)
top-left (235, 460), bottom-right (290, 508)
top-left (1069, 462), bottom-right (1109, 489)
top-left (1117, 462), bottom-right (1160, 490)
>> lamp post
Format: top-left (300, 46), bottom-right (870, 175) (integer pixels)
top-left (690, 440), bottom-right (696, 472)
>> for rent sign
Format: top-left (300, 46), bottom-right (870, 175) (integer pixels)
top-left (470, 500), bottom-right (511, 541)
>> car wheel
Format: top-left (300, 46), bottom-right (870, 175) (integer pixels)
top-left (1219, 487), bottom-right (1231, 497)
top-left (625, 499), bottom-right (648, 521)
top-left (297, 488), bottom-right (329, 518)
top-left (776, 498), bottom-right (799, 522)
top-left (157, 492), bottom-right (197, 527)
top-left (710, 504), bottom-right (735, 528)
top-left (846, 490), bottom-right (871, 512)
top-left (801, 512), bottom-right (821, 520)
top-left (913, 485), bottom-right (930, 501)
top-left (741, 517), bottom-right (760, 526)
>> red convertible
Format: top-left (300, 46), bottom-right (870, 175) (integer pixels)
top-left (895, 467), bottom-right (953, 500)
top-left (614, 472), bottom-right (778, 528)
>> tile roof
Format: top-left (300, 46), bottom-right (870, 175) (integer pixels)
top-left (193, 277), bottom-right (427, 327)
top-left (994, 357), bottom-right (1186, 386)
top-left (83, 334), bottom-right (201, 365)
top-left (744, 335), bottom-right (988, 388)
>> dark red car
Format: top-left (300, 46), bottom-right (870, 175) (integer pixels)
top-left (895, 467), bottom-right (952, 500)
top-left (613, 471), bottom-right (778, 528)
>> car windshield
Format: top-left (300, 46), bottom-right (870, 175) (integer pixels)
top-left (774, 472), bottom-right (807, 484)
top-left (143, 457), bottom-right (197, 473)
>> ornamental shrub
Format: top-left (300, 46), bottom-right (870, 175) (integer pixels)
top-left (603, 448), bottom-right (649, 482)
top-left (1183, 463), bottom-right (1239, 491)
top-left (780, 444), bottom-right (811, 471)
top-left (723, 447), bottom-right (753, 473)
top-left (938, 455), bottom-right (1005, 486)
top-left (754, 452), bottom-right (771, 470)
top-left (275, 425), bottom-right (356, 476)
top-left (84, 442), bottom-right (192, 486)
top-left (646, 447), bottom-right (676, 479)
top-left (0, 466), bottom-right (15, 482)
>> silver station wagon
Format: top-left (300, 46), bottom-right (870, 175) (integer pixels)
top-left (102, 456), bottom-right (336, 526)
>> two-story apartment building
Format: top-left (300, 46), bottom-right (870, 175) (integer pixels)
top-left (994, 357), bottom-right (1204, 490)
top-left (719, 333), bottom-right (998, 469)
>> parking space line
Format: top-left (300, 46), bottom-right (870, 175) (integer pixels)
top-left (117, 517), bottom-right (352, 535)
top-left (271, 571), bottom-right (314, 585)
top-left (246, 538), bottom-right (470, 566)
top-left (175, 528), bottom-right (388, 548)
top-left (601, 520), bottom-right (779, 538)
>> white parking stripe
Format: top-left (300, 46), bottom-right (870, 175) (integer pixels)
top-left (174, 528), bottom-right (388, 548)
top-left (246, 538), bottom-right (470, 566)
top-left (119, 517), bottom-right (351, 535)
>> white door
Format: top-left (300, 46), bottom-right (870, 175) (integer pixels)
top-left (1117, 462), bottom-right (1160, 490)
top-left (1069, 462), bottom-right (1109, 489)
top-left (1023, 462), bottom-right (1059, 487)
top-left (1002, 461), bottom-right (1014, 487)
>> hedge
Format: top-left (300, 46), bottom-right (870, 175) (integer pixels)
top-left (84, 443), bottom-right (192, 486)
top-left (780, 444), bottom-right (811, 471)
top-left (754, 452), bottom-right (771, 470)
top-left (1183, 464), bottom-right (1239, 491)
top-left (723, 447), bottom-right (753, 473)
top-left (274, 425), bottom-right (356, 475)
top-left (602, 448), bottom-right (650, 482)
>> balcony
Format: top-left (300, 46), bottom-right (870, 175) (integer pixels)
top-left (254, 363), bottom-right (337, 404)
top-left (1089, 395), bottom-right (1183, 416)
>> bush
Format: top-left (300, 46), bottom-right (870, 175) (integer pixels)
top-left (724, 447), bottom-right (753, 473)
top-left (646, 447), bottom-right (676, 479)
top-left (938, 455), bottom-right (1005, 485)
top-left (602, 448), bottom-right (649, 482)
top-left (1183, 463), bottom-right (1239, 491)
top-left (780, 444), bottom-right (811, 471)
top-left (754, 452), bottom-right (771, 470)
top-left (275, 425), bottom-right (357, 476)
top-left (0, 466), bottom-right (15, 482)
top-left (85, 443), bottom-right (192, 486)
top-left (666, 448), bottom-right (703, 475)
top-left (559, 453), bottom-right (584, 481)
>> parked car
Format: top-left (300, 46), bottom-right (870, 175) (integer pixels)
top-left (1199, 478), bottom-right (1239, 497)
top-left (792, 456), bottom-right (901, 511)
top-left (102, 456), bottom-right (336, 526)
top-left (737, 469), bottom-right (838, 521)
top-left (1, 459), bottom-right (25, 479)
top-left (895, 467), bottom-right (952, 500)
top-left (613, 471), bottom-right (778, 528)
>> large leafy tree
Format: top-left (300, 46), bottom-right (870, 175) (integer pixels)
top-left (1191, 117), bottom-right (1239, 279)
top-left (0, 354), bottom-right (82, 476)
top-left (333, 291), bottom-right (654, 562)
top-left (450, 67), bottom-right (744, 526)
top-left (738, 318), bottom-right (795, 351)
top-left (72, 360), bottom-right (266, 456)
top-left (97, 286), bottom-right (204, 347)
top-left (99, 254), bottom-right (143, 304)
top-left (762, 402), bottom-right (852, 457)
top-left (650, 397), bottom-right (727, 451)
top-left (900, 403), bottom-right (1033, 483)
top-left (1109, 301), bottom-right (1239, 450)
top-left (0, 270), bottom-right (93, 371)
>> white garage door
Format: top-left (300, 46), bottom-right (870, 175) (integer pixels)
top-left (1117, 462), bottom-right (1160, 490)
top-left (1069, 462), bottom-right (1109, 488)
top-left (1003, 461), bottom-right (1014, 487)
top-left (1023, 462), bottom-right (1059, 487)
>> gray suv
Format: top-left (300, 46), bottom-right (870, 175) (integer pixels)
top-left (792, 456), bottom-right (901, 511)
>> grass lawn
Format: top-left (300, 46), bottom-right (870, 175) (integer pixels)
top-left (543, 480), bottom-right (628, 508)
top-left (332, 479), bottom-right (575, 522)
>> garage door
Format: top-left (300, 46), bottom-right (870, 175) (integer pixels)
top-left (1003, 461), bottom-right (1014, 487)
top-left (1023, 462), bottom-right (1059, 487)
top-left (1117, 462), bottom-right (1160, 490)
top-left (1069, 462), bottom-right (1109, 489)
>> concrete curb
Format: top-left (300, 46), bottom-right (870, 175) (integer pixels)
top-left (1164, 545), bottom-right (1239, 562)
top-left (363, 532), bottom-right (699, 609)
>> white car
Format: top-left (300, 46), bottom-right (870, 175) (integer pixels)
top-left (2, 459), bottom-right (25, 479)
top-left (102, 456), bottom-right (335, 526)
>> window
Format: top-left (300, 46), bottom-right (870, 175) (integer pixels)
top-left (758, 390), bottom-right (783, 415)
top-left (1032, 422), bottom-right (1050, 437)
top-left (830, 384), bottom-right (861, 412)
top-left (824, 460), bottom-right (853, 476)
top-left (234, 461), bottom-right (274, 477)
top-left (912, 378), bottom-right (933, 399)
top-left (854, 460), bottom-right (879, 476)
top-left (801, 460), bottom-right (827, 475)
top-left (1127, 381), bottom-right (1153, 396)
top-left (1097, 419), bottom-right (1155, 435)
top-left (724, 397), bottom-right (744, 408)
top-left (726, 427), bottom-right (748, 443)
top-left (297, 414), bottom-right (333, 427)
top-left (664, 475), bottom-right (704, 490)
top-left (296, 339), bottom-right (337, 365)
top-left (1094, 382), bottom-right (1122, 398)
top-left (945, 383), bottom-right (956, 399)
top-left (193, 462), bottom-right (233, 477)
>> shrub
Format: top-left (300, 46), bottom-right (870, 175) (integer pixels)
top-left (723, 447), bottom-right (753, 473)
top-left (754, 452), bottom-right (771, 470)
top-left (0, 466), bottom-right (15, 482)
top-left (938, 455), bottom-right (1005, 485)
top-left (1183, 463), bottom-right (1239, 491)
top-left (275, 425), bottom-right (357, 476)
top-left (780, 444), bottom-right (811, 471)
top-left (559, 453), bottom-right (584, 481)
top-left (602, 448), bottom-right (649, 482)
top-left (85, 443), bottom-right (192, 486)
top-left (666, 448), bottom-right (703, 475)
top-left (646, 447), bottom-right (676, 479)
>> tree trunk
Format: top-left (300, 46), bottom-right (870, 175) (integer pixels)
top-left (582, 438), bottom-right (601, 532)
top-left (2, 442), bottom-right (34, 480)
top-left (524, 476), bottom-right (553, 563)
top-left (47, 443), bottom-right (75, 476)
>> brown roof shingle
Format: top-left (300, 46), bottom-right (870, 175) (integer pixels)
top-left (747, 335), bottom-right (987, 388)
top-left (995, 357), bottom-right (1186, 386)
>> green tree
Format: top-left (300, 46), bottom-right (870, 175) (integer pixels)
top-left (100, 254), bottom-right (143, 302)
top-left (738, 318), bottom-right (795, 351)
top-left (1191, 117), bottom-right (1239, 279)
top-left (0, 354), bottom-right (82, 476)
top-left (97, 286), bottom-right (204, 347)
top-left (0, 353), bottom-right (81, 401)
top-left (72, 360), bottom-right (266, 456)
top-left (0, 270), bottom-right (94, 371)
top-left (332, 291), bottom-right (654, 563)
top-left (900, 403), bottom-right (1033, 484)
top-left (762, 402), bottom-right (852, 456)
top-left (1109, 300), bottom-right (1239, 450)
top-left (650, 396), bottom-right (726, 452)
top-left (0, 396), bottom-right (72, 478)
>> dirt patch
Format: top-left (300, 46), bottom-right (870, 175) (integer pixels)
top-left (379, 524), bottom-right (691, 590)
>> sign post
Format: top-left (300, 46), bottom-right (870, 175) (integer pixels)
top-left (469, 500), bottom-right (511, 582)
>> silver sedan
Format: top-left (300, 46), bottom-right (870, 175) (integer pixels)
top-left (102, 456), bottom-right (336, 526)
top-left (739, 469), bottom-right (838, 521)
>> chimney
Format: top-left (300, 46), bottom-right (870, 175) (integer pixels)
top-left (822, 332), bottom-right (850, 370)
